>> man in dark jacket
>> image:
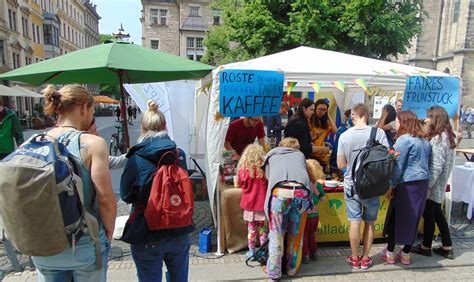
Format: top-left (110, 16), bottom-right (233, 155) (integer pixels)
top-left (267, 102), bottom-right (289, 145)
top-left (0, 98), bottom-right (24, 160)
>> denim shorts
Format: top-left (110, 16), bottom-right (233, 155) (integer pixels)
top-left (344, 190), bottom-right (379, 222)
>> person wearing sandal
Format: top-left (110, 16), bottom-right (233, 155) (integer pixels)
top-left (412, 106), bottom-right (456, 260)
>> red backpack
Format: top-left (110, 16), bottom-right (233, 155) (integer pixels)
top-left (144, 149), bottom-right (194, 230)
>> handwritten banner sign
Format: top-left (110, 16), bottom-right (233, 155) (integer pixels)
top-left (219, 69), bottom-right (284, 117)
top-left (403, 76), bottom-right (460, 119)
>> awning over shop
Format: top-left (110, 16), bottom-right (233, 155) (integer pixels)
top-left (0, 85), bottom-right (42, 98)
top-left (93, 95), bottom-right (119, 104)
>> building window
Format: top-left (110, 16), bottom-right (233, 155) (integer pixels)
top-left (37, 25), bottom-right (41, 44)
top-left (0, 40), bottom-right (5, 65)
top-left (8, 10), bottom-right (17, 31)
top-left (196, 38), bottom-right (203, 49)
top-left (189, 6), bottom-right (200, 16)
top-left (44, 24), bottom-right (53, 44)
top-left (25, 56), bottom-right (32, 65)
top-left (186, 37), bottom-right (204, 61)
top-left (53, 26), bottom-right (59, 46)
top-left (32, 23), bottom-right (36, 42)
top-left (187, 37), bottom-right (194, 48)
top-left (12, 53), bottom-right (20, 69)
top-left (151, 40), bottom-right (159, 50)
top-left (22, 17), bottom-right (29, 37)
top-left (150, 9), bottom-right (158, 24)
top-left (159, 9), bottom-right (167, 25)
top-left (213, 15), bottom-right (220, 25)
top-left (453, 0), bottom-right (460, 23)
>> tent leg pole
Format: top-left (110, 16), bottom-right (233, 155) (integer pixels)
top-left (215, 184), bottom-right (224, 256)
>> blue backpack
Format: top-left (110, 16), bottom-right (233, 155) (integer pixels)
top-left (0, 131), bottom-right (102, 267)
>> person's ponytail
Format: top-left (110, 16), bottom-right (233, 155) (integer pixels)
top-left (42, 85), bottom-right (61, 115)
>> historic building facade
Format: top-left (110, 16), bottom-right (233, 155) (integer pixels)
top-left (141, 0), bottom-right (220, 61)
top-left (396, 0), bottom-right (474, 105)
top-left (82, 0), bottom-right (100, 48)
top-left (0, 0), bottom-right (101, 116)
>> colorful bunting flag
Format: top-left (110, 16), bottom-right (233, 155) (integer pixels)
top-left (333, 80), bottom-right (345, 93)
top-left (390, 68), bottom-right (409, 76)
top-left (310, 82), bottom-right (321, 94)
top-left (354, 78), bottom-right (370, 93)
top-left (287, 81), bottom-right (297, 96)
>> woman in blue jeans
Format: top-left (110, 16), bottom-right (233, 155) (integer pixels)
top-left (121, 101), bottom-right (193, 282)
top-left (382, 111), bottom-right (431, 266)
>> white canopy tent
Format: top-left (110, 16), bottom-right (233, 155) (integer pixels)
top-left (0, 85), bottom-right (42, 98)
top-left (203, 46), bottom-right (455, 255)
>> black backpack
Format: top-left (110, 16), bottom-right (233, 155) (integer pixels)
top-left (350, 127), bottom-right (394, 199)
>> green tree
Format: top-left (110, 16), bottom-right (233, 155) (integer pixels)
top-left (99, 33), bottom-right (113, 44)
top-left (100, 83), bottom-right (120, 100)
top-left (202, 0), bottom-right (424, 65)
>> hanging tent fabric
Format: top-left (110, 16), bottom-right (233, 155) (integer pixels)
top-left (203, 46), bottom-right (457, 255)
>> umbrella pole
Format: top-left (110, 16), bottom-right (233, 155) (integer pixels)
top-left (118, 71), bottom-right (130, 149)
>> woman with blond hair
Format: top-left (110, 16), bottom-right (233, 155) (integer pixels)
top-left (120, 100), bottom-right (192, 282)
top-left (413, 106), bottom-right (456, 259)
top-left (33, 85), bottom-right (116, 282)
top-left (237, 144), bottom-right (269, 259)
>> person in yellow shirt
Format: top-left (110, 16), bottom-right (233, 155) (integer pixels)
top-left (310, 99), bottom-right (337, 167)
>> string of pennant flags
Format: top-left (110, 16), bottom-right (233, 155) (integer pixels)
top-left (284, 67), bottom-right (433, 97)
top-left (287, 79), bottom-right (376, 96)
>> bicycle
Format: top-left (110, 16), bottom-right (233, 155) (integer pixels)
top-left (110, 120), bottom-right (126, 156)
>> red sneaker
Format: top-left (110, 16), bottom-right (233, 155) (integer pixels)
top-left (346, 255), bottom-right (360, 269)
top-left (360, 256), bottom-right (373, 270)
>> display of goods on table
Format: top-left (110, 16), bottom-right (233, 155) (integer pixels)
top-left (220, 150), bottom-right (238, 185)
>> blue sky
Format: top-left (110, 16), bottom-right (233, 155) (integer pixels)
top-left (93, 0), bottom-right (142, 45)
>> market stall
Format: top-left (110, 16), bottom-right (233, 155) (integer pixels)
top-left (203, 46), bottom-right (455, 254)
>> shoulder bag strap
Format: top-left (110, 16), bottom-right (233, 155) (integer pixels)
top-left (367, 127), bottom-right (377, 147)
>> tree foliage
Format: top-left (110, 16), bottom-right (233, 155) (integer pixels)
top-left (202, 0), bottom-right (424, 65)
top-left (99, 33), bottom-right (113, 44)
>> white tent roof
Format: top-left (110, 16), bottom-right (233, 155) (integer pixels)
top-left (223, 46), bottom-right (451, 91)
top-left (0, 85), bottom-right (42, 98)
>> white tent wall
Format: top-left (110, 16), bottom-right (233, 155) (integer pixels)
top-left (204, 46), bottom-right (458, 255)
top-left (192, 75), bottom-right (212, 172)
top-left (125, 81), bottom-right (203, 168)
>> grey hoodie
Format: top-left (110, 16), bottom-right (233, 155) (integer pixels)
top-left (263, 147), bottom-right (311, 218)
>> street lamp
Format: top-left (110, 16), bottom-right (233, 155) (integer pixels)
top-left (112, 23), bottom-right (130, 41)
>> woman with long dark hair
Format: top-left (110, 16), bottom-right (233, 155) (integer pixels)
top-left (284, 98), bottom-right (315, 158)
top-left (310, 99), bottom-right (337, 166)
top-left (376, 104), bottom-right (397, 146)
top-left (412, 106), bottom-right (456, 259)
top-left (381, 111), bottom-right (431, 266)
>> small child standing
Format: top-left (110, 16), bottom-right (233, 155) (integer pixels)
top-left (302, 159), bottom-right (326, 263)
top-left (237, 144), bottom-right (269, 259)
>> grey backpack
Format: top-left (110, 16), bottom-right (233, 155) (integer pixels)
top-left (0, 131), bottom-right (102, 268)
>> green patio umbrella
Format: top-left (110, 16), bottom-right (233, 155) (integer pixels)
top-left (0, 40), bottom-right (214, 148)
